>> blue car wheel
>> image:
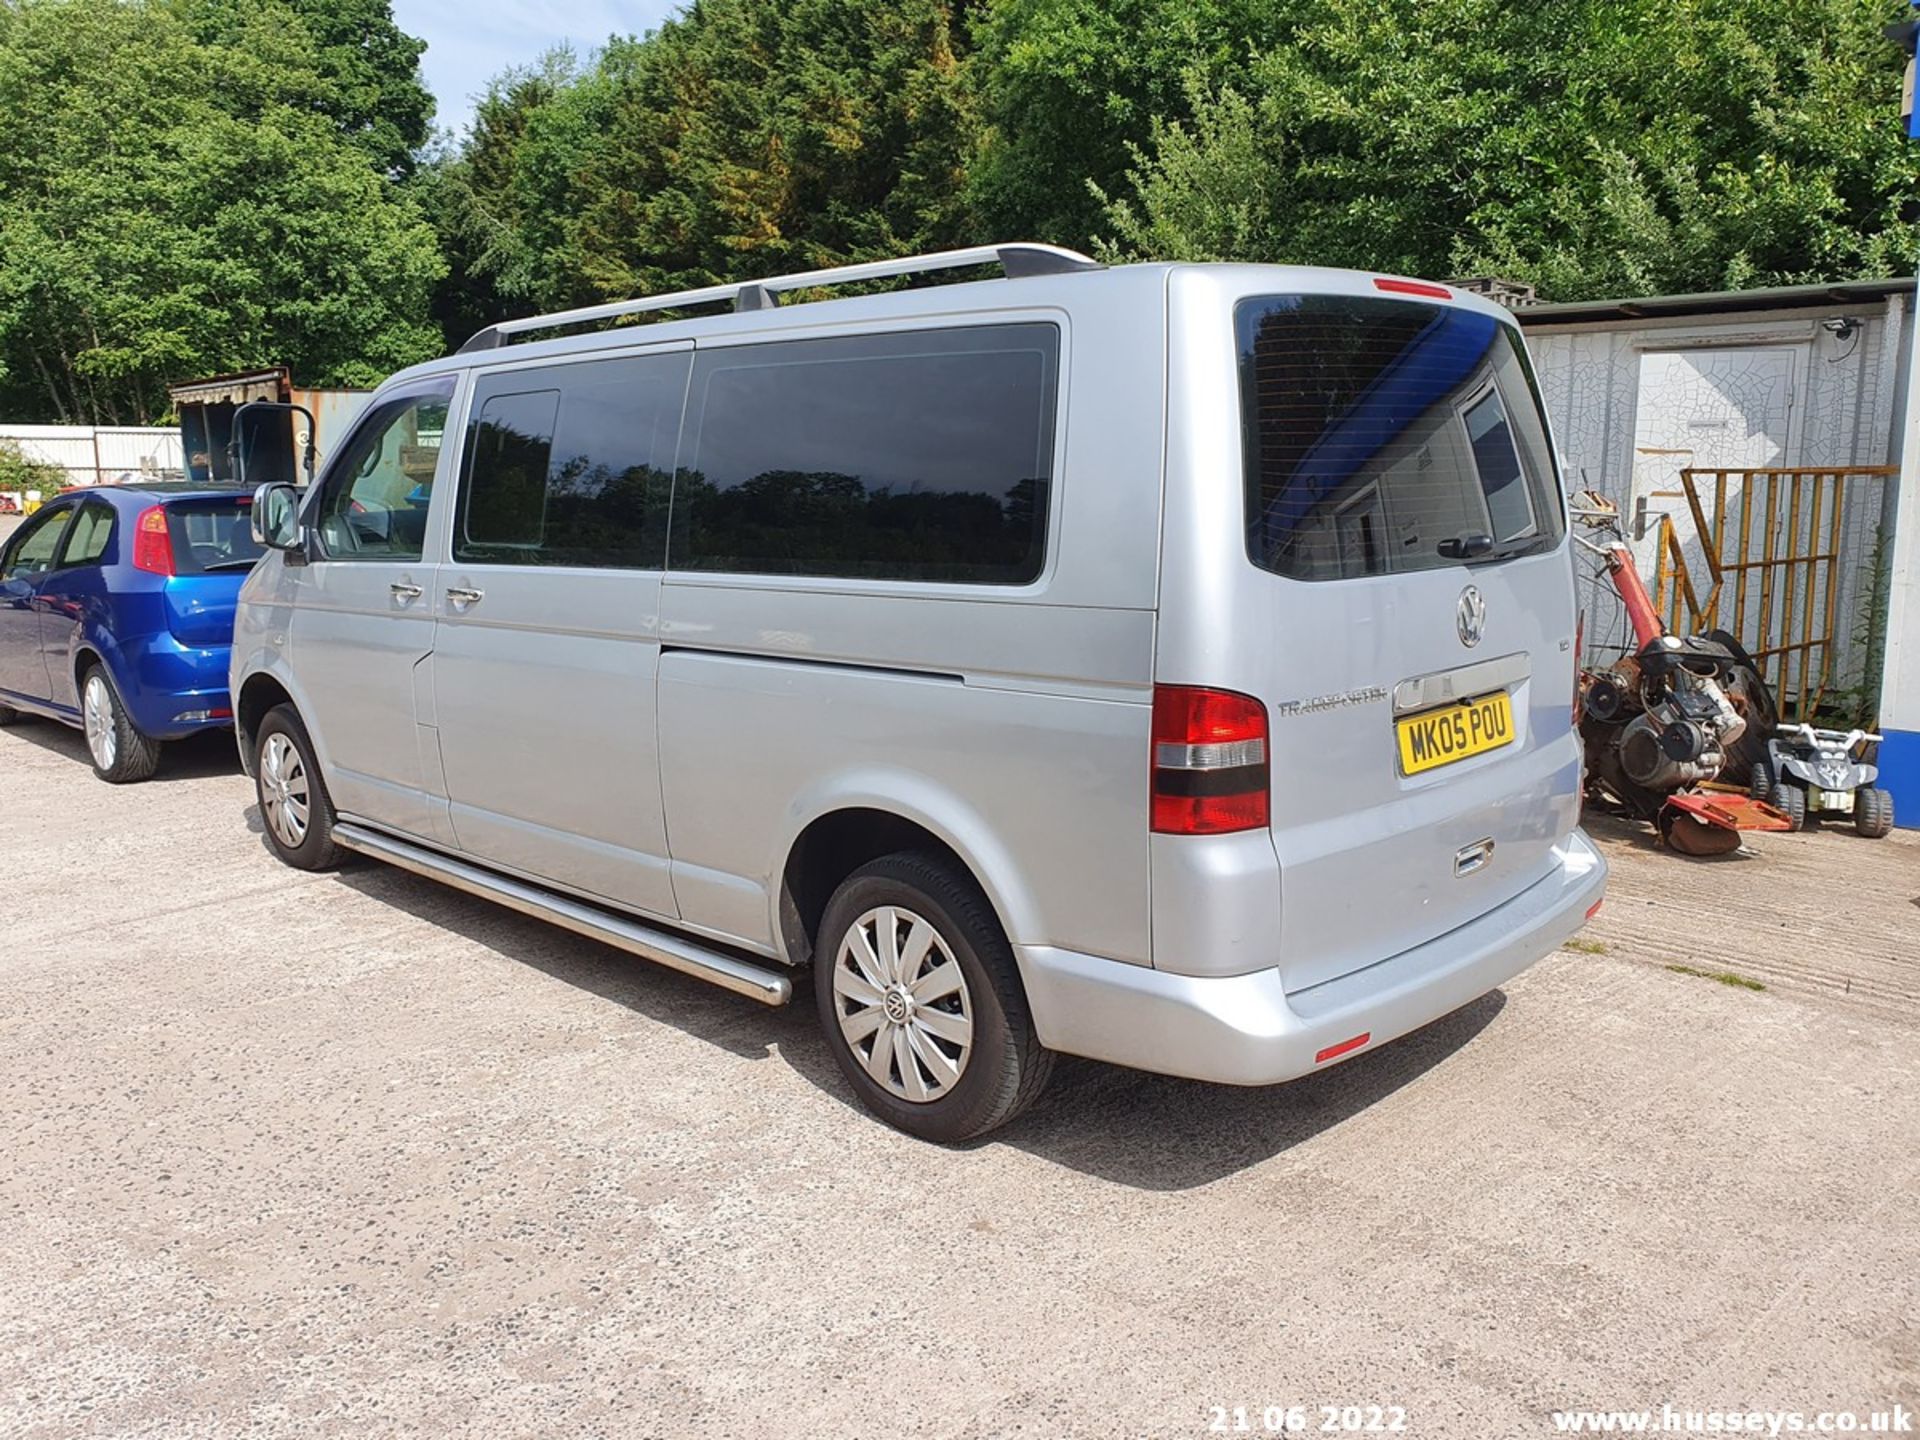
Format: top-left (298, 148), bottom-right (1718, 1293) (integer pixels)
top-left (81, 664), bottom-right (162, 784)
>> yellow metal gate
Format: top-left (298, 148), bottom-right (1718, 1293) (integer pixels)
top-left (1648, 465), bottom-right (1892, 720)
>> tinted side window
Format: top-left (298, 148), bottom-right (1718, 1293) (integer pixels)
top-left (455, 351), bottom-right (687, 569)
top-left (57, 503), bottom-right (115, 568)
top-left (1, 506), bottom-right (73, 580)
top-left (313, 382), bottom-right (455, 563)
top-left (674, 325), bottom-right (1058, 584)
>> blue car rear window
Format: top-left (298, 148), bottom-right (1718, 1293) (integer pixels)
top-left (165, 498), bottom-right (264, 574)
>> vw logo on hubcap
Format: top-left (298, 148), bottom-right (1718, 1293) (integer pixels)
top-left (1457, 585), bottom-right (1487, 648)
top-left (882, 988), bottom-right (911, 1023)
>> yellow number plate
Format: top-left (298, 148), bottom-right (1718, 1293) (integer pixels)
top-left (1395, 692), bottom-right (1516, 775)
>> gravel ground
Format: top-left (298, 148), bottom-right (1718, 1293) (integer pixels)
top-left (0, 719), bottom-right (1915, 1439)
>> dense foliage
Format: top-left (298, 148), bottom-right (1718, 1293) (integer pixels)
top-left (425, 0), bottom-right (976, 341)
top-left (0, 0), bottom-right (1915, 419)
top-left (0, 0), bottom-right (442, 424)
top-left (0, 437), bottom-right (66, 496)
top-left (1097, 0), bottom-right (1920, 298)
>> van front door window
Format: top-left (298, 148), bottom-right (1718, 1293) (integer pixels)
top-left (313, 386), bottom-right (453, 562)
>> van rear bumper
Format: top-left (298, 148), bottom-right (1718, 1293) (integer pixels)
top-left (1016, 828), bottom-right (1605, 1086)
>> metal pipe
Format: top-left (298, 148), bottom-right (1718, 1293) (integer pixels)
top-left (331, 824), bottom-right (794, 1006)
top-left (1757, 473), bottom-right (1779, 692)
top-left (1785, 471), bottom-right (1804, 714)
top-left (1608, 543), bottom-right (1666, 647)
top-left (1803, 475), bottom-right (1825, 716)
top-left (1816, 473), bottom-right (1848, 713)
top-left (461, 243), bottom-right (1103, 353)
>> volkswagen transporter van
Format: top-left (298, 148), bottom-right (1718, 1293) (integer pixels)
top-left (230, 244), bottom-right (1606, 1141)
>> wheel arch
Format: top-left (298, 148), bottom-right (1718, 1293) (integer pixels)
top-left (774, 779), bottom-right (1039, 970)
top-left (233, 664), bottom-right (328, 780)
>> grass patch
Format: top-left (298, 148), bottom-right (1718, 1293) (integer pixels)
top-left (1562, 937), bottom-right (1609, 955)
top-left (1666, 963), bottom-right (1766, 992)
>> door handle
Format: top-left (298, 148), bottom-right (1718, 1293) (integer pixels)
top-left (389, 581), bottom-right (424, 601)
top-left (446, 586), bottom-right (484, 607)
top-left (1453, 837), bottom-right (1496, 877)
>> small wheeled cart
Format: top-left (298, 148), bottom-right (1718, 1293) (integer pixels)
top-left (1751, 723), bottom-right (1896, 838)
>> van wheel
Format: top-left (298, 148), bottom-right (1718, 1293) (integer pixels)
top-left (1854, 786), bottom-right (1895, 839)
top-left (255, 704), bottom-right (341, 870)
top-left (814, 851), bottom-right (1053, 1143)
top-left (81, 665), bottom-right (161, 783)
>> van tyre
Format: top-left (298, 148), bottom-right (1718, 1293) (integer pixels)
top-left (1768, 779), bottom-right (1806, 832)
top-left (814, 851), bottom-right (1053, 1143)
top-left (81, 664), bottom-right (160, 783)
top-left (1853, 786), bottom-right (1894, 839)
top-left (254, 704), bottom-right (342, 870)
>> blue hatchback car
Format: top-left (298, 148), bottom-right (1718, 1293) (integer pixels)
top-left (0, 482), bottom-right (261, 781)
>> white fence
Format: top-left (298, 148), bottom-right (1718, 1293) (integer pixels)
top-left (0, 424), bottom-right (184, 494)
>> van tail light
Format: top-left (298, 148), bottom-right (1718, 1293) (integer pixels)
top-left (131, 505), bottom-right (174, 576)
top-left (1150, 685), bottom-right (1270, 835)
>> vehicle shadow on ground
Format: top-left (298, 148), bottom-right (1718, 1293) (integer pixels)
top-left (2, 715), bottom-right (241, 781)
top-left (331, 859), bottom-right (1505, 1191)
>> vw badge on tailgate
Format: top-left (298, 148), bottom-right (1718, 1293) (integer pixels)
top-left (1457, 586), bottom-right (1486, 648)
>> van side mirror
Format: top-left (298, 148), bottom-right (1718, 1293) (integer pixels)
top-left (252, 483), bottom-right (302, 550)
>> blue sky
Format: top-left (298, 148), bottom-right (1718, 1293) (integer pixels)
top-left (392, 0), bottom-right (682, 138)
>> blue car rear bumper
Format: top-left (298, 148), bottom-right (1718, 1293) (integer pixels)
top-left (116, 632), bottom-right (234, 740)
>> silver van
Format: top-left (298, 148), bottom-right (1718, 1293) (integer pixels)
top-left (231, 244), bottom-right (1606, 1141)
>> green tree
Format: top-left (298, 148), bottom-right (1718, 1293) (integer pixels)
top-left (427, 0), bottom-right (981, 341)
top-left (421, 47), bottom-right (590, 343)
top-left (0, 0), bottom-right (445, 424)
top-left (966, 0), bottom-right (1286, 251)
top-left (1097, 0), bottom-right (1920, 298)
top-left (182, 0), bottom-right (435, 176)
top-left (580, 0), bottom-right (979, 291)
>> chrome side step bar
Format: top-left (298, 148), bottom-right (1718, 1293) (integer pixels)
top-left (331, 823), bottom-right (793, 1006)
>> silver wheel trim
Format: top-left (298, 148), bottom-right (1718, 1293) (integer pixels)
top-left (83, 674), bottom-right (116, 770)
top-left (259, 732), bottom-right (311, 850)
top-left (832, 905), bottom-right (974, 1103)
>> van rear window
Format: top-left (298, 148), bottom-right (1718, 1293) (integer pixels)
top-left (1236, 295), bottom-right (1565, 581)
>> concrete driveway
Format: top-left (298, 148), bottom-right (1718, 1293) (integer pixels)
top-left (1, 721), bottom-right (1915, 1438)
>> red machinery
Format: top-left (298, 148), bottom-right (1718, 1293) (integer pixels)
top-left (1572, 496), bottom-right (1790, 856)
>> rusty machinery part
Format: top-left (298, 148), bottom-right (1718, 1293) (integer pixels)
top-left (1604, 542), bottom-right (1667, 651)
top-left (1658, 805), bottom-right (1744, 857)
top-left (1582, 673), bottom-right (1629, 724)
top-left (1657, 790), bottom-right (1794, 856)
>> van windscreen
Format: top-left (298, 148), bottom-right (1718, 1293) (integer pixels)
top-left (1236, 294), bottom-right (1565, 581)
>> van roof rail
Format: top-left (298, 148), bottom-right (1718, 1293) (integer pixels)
top-left (456, 243), bottom-right (1102, 354)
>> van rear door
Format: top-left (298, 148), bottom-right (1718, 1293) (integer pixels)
top-left (1161, 276), bottom-right (1583, 995)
